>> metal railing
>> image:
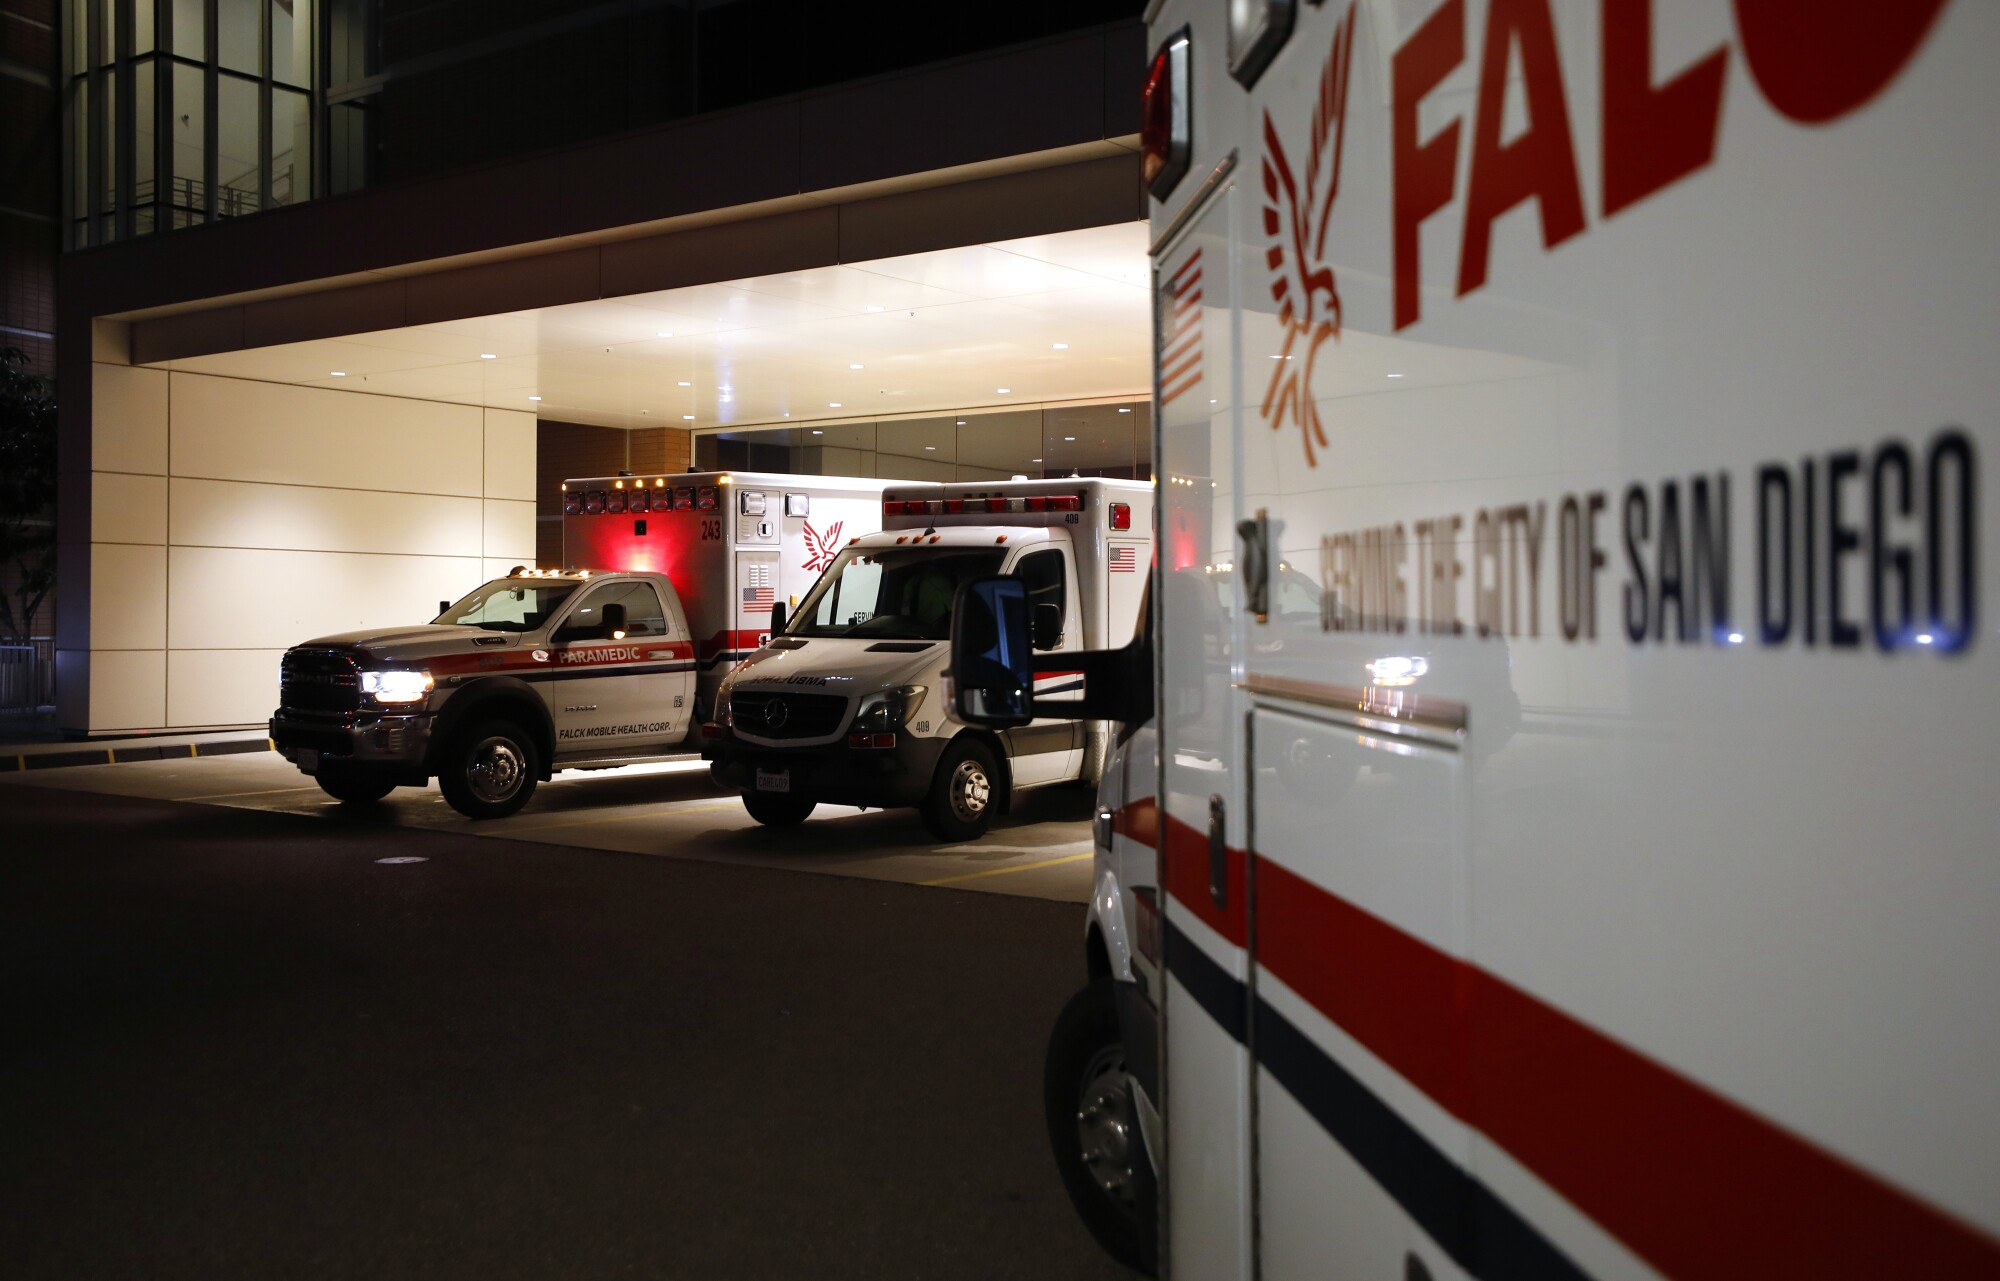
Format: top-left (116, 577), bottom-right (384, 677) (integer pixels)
top-left (0, 638), bottom-right (56, 724)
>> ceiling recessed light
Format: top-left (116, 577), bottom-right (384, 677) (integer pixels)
top-left (925, 445), bottom-right (936, 451)
top-left (1052, 343), bottom-right (1068, 350)
top-left (529, 395), bottom-right (543, 402)
top-left (865, 305), bottom-right (884, 313)
top-left (682, 414), bottom-right (695, 421)
top-left (812, 429), bottom-right (824, 435)
top-left (329, 371), bottom-right (346, 377)
top-left (996, 388), bottom-right (1011, 394)
top-left (1064, 436), bottom-right (1076, 442)
top-left (720, 395), bottom-right (733, 403)
top-left (1118, 408), bottom-right (1132, 413)
top-left (783, 412), bottom-right (790, 417)
top-left (480, 353), bottom-right (497, 360)
top-left (849, 363), bottom-right (864, 370)
top-left (1031, 458), bottom-right (1042, 463)
top-left (657, 331), bottom-right (673, 338)
top-left (640, 410), bottom-right (649, 415)
top-left (829, 402), bottom-right (842, 408)
top-left (1387, 372), bottom-right (1405, 379)
top-left (677, 380), bottom-right (691, 387)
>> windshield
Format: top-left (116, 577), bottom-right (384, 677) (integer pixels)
top-left (790, 547), bottom-right (1009, 640)
top-left (435, 579), bottom-right (580, 632)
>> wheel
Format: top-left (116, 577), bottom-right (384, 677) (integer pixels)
top-left (438, 719), bottom-right (539, 819)
top-left (313, 760), bottom-right (396, 804)
top-left (742, 791), bottom-right (815, 827)
top-left (1045, 979), bottom-right (1158, 1275)
top-left (922, 737), bottom-right (999, 842)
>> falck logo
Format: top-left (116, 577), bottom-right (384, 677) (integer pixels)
top-left (1260, 1), bottom-right (1357, 469)
top-left (802, 519), bottom-right (844, 573)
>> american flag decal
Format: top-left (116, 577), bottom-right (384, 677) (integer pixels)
top-left (1160, 249), bottom-right (1204, 408)
top-left (1110, 546), bottom-right (1138, 574)
top-left (742, 563), bottom-right (775, 613)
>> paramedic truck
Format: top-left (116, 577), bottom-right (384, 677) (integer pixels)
top-left (269, 472), bottom-right (884, 819)
top-left (706, 478), bottom-right (1151, 840)
top-left (952, 2), bottom-right (2000, 1277)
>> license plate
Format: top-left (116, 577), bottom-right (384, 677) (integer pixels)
top-left (297, 749), bottom-right (320, 774)
top-left (754, 767), bottom-right (790, 794)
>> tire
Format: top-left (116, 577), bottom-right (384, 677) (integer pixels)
top-left (742, 792), bottom-right (816, 827)
top-left (922, 736), bottom-right (1000, 842)
top-left (313, 760), bottom-right (397, 804)
top-left (438, 719), bottom-right (540, 819)
top-left (1045, 979), bottom-right (1158, 1275)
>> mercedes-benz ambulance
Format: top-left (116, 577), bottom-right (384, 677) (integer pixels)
top-left (951, 1), bottom-right (2000, 1276)
top-left (706, 478), bottom-right (1152, 840)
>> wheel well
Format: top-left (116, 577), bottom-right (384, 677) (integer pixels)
top-left (430, 683), bottom-right (554, 777)
top-left (1085, 924), bottom-right (1112, 983)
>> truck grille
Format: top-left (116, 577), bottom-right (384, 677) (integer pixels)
top-left (731, 690), bottom-right (848, 740)
top-left (280, 649), bottom-right (362, 715)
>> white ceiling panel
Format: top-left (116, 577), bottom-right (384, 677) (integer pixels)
top-left (158, 222), bottom-right (1151, 430)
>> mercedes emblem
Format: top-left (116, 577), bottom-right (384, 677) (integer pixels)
top-left (763, 698), bottom-right (790, 729)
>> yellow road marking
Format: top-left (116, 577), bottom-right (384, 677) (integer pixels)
top-left (106, 748), bottom-right (116, 763)
top-left (921, 851), bottom-right (1091, 886)
top-left (502, 800), bottom-right (741, 833)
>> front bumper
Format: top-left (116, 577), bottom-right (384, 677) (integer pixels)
top-left (707, 731), bottom-right (947, 809)
top-left (270, 709), bottom-right (433, 781)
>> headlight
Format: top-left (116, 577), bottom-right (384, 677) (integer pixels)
top-left (361, 669), bottom-right (434, 705)
top-left (716, 687), bottom-right (733, 728)
top-left (853, 685), bottom-right (926, 734)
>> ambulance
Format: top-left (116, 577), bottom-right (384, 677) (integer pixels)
top-left (705, 477), bottom-right (1152, 840)
top-left (560, 470), bottom-right (889, 718)
top-left (950, 1), bottom-right (2000, 1277)
top-left (267, 472), bottom-right (884, 820)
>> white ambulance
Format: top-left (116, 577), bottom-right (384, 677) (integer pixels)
top-left (705, 478), bottom-right (1152, 840)
top-left (953, 2), bottom-right (2000, 1277)
top-left (560, 470), bottom-right (888, 722)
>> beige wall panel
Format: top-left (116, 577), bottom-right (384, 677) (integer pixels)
top-left (168, 546), bottom-right (482, 650)
top-left (483, 410), bottom-right (537, 501)
top-left (169, 374), bottom-right (484, 495)
top-left (170, 477), bottom-right (484, 558)
top-left (91, 472), bottom-right (168, 545)
top-left (88, 649), bottom-right (166, 732)
top-left (482, 499), bottom-right (536, 561)
top-left (167, 649), bottom-right (286, 728)
top-left (90, 542), bottom-right (168, 649)
top-left (92, 364), bottom-right (169, 475)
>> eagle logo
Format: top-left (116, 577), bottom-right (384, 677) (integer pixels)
top-left (801, 519), bottom-right (844, 573)
top-left (1260, 2), bottom-right (1357, 468)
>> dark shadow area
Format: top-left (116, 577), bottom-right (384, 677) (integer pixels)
top-left (0, 785), bottom-right (1132, 1281)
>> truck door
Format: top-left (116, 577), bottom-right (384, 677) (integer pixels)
top-left (1153, 170), bottom-right (1252, 1277)
top-left (1006, 544), bottom-right (1083, 784)
top-left (547, 578), bottom-right (690, 754)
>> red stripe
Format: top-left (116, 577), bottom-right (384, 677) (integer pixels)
top-left (1160, 378), bottom-right (1203, 408)
top-left (1142, 806), bottom-right (2000, 1276)
top-left (1172, 252), bottom-right (1203, 286)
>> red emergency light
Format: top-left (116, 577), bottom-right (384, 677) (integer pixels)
top-left (1143, 30), bottom-right (1191, 199)
top-left (584, 490), bottom-right (606, 515)
top-left (1110, 502), bottom-right (1132, 530)
top-left (606, 491), bottom-right (627, 515)
top-left (986, 497), bottom-right (1007, 513)
top-left (696, 487), bottom-right (718, 511)
top-left (674, 487), bottom-right (693, 511)
top-left (563, 495), bottom-right (581, 516)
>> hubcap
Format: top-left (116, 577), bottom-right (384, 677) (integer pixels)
top-left (1075, 1044), bottom-right (1139, 1212)
top-left (466, 736), bottom-right (526, 804)
top-left (948, 759), bottom-right (991, 822)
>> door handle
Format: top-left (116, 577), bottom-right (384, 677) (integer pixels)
top-left (1208, 793), bottom-right (1228, 907)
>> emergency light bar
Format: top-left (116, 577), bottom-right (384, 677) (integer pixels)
top-left (884, 493), bottom-right (1085, 518)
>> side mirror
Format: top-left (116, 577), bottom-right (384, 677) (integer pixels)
top-left (1032, 602), bottom-right (1062, 651)
top-left (769, 600), bottom-right (789, 635)
top-left (948, 576), bottom-right (1033, 727)
top-left (602, 602), bottom-right (627, 640)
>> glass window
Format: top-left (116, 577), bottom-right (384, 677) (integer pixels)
top-left (216, 72), bottom-right (258, 214)
top-left (100, 71), bottom-right (116, 216)
top-left (70, 80), bottom-right (89, 244)
top-left (171, 59), bottom-right (204, 223)
top-left (558, 581), bottom-right (669, 641)
top-left (273, 0), bottom-right (309, 86)
top-left (437, 580), bottom-right (578, 632)
top-left (70, 0), bottom-right (90, 75)
top-left (136, 0), bottom-right (155, 53)
top-left (219, 0), bottom-right (260, 73)
top-left (271, 86), bottom-right (307, 205)
top-left (172, 0), bottom-right (204, 57)
top-left (794, 547), bottom-right (1007, 640)
top-left (134, 58), bottom-right (156, 206)
top-left (97, 0), bottom-right (115, 63)
top-left (1013, 549), bottom-right (1069, 639)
